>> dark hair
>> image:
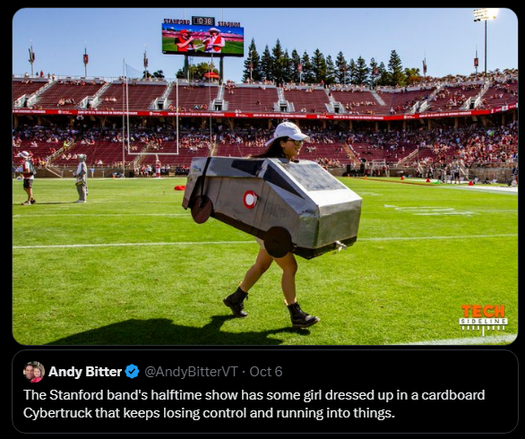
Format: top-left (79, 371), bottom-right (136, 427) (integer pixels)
top-left (254, 137), bottom-right (287, 159)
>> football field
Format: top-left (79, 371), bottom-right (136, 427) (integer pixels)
top-left (12, 176), bottom-right (518, 346)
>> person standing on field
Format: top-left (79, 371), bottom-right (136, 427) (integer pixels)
top-left (18, 150), bottom-right (36, 205)
top-left (74, 154), bottom-right (88, 203)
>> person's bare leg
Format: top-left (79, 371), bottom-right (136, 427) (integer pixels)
top-left (240, 249), bottom-right (273, 293)
top-left (224, 249), bottom-right (272, 318)
top-left (275, 252), bottom-right (319, 328)
top-left (24, 187), bottom-right (33, 202)
top-left (273, 252), bottom-right (298, 305)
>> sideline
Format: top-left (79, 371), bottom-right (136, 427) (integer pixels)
top-left (458, 185), bottom-right (518, 194)
top-left (355, 177), bottom-right (518, 193)
top-left (395, 333), bottom-right (516, 345)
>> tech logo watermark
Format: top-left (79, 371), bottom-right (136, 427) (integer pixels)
top-left (459, 304), bottom-right (507, 337)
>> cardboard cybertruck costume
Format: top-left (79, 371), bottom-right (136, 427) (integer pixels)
top-left (182, 157), bottom-right (362, 259)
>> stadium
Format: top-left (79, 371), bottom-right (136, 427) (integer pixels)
top-left (12, 14), bottom-right (517, 347)
top-left (12, 70), bottom-right (518, 179)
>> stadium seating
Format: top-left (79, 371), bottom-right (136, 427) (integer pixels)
top-left (282, 87), bottom-right (330, 113)
top-left (166, 84), bottom-right (218, 111)
top-left (378, 88), bottom-right (435, 115)
top-left (425, 84), bottom-right (482, 112)
top-left (50, 140), bottom-right (138, 167)
top-left (139, 140), bottom-right (210, 168)
top-left (13, 75), bottom-right (517, 115)
top-left (12, 140), bottom-right (58, 165)
top-left (12, 78), bottom-right (49, 105)
top-left (31, 79), bottom-right (106, 109)
top-left (223, 85), bottom-right (279, 112)
top-left (95, 81), bottom-right (168, 111)
top-left (481, 80), bottom-right (518, 108)
top-left (330, 89), bottom-right (380, 114)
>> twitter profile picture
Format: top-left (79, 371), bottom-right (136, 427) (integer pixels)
top-left (24, 361), bottom-right (45, 383)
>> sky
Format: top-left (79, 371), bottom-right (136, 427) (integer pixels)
top-left (12, 7), bottom-right (518, 82)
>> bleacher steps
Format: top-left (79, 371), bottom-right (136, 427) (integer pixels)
top-left (370, 90), bottom-right (386, 106)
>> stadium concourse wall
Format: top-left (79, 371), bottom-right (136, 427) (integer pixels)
top-left (27, 163), bottom-right (517, 184)
top-left (27, 164), bottom-right (516, 184)
top-left (11, 102), bottom-right (518, 121)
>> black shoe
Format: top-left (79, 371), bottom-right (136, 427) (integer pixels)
top-left (223, 287), bottom-right (248, 318)
top-left (287, 302), bottom-right (319, 328)
top-left (30, 198), bottom-right (36, 204)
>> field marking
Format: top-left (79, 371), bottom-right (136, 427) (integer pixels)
top-left (13, 241), bottom-right (256, 249)
top-left (13, 213), bottom-right (191, 218)
top-left (449, 185), bottom-right (518, 194)
top-left (394, 333), bottom-right (516, 345)
top-left (384, 204), bottom-right (479, 216)
top-left (361, 233), bottom-right (516, 242)
top-left (12, 233), bottom-right (517, 250)
top-left (14, 209), bottom-right (516, 219)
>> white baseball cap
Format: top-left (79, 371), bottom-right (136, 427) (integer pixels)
top-left (18, 150), bottom-right (30, 159)
top-left (264, 122), bottom-right (310, 147)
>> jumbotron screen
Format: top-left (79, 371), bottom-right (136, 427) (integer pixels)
top-left (162, 18), bottom-right (244, 57)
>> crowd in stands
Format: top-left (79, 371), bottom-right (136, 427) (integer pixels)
top-left (323, 70), bottom-right (517, 115)
top-left (449, 121), bottom-right (517, 167)
top-left (169, 103), bottom-right (209, 111)
top-left (406, 120), bottom-right (518, 169)
top-left (20, 68), bottom-right (516, 95)
top-left (376, 69), bottom-right (515, 92)
top-left (336, 119), bottom-right (518, 171)
top-left (430, 83), bottom-right (482, 110)
top-left (223, 83), bottom-right (238, 94)
top-left (57, 97), bottom-right (76, 106)
top-left (135, 163), bottom-right (173, 177)
top-left (12, 116), bottom-right (517, 174)
top-left (240, 70), bottom-right (516, 95)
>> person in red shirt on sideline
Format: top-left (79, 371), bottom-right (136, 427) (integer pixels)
top-left (18, 150), bottom-right (36, 205)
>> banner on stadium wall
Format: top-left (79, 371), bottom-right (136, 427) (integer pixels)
top-left (12, 103), bottom-right (517, 120)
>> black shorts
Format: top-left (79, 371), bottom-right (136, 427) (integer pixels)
top-left (23, 178), bottom-right (33, 189)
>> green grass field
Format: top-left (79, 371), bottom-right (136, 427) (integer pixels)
top-left (12, 176), bottom-right (518, 346)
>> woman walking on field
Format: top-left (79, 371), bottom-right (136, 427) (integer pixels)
top-left (223, 122), bottom-right (320, 329)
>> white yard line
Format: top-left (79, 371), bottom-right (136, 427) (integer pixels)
top-left (12, 241), bottom-right (255, 250)
top-left (13, 213), bottom-right (191, 218)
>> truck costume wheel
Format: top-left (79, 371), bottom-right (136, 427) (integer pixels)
top-left (191, 195), bottom-right (213, 224)
top-left (264, 227), bottom-right (293, 258)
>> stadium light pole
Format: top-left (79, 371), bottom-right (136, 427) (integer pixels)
top-left (473, 8), bottom-right (499, 75)
top-left (83, 46), bottom-right (88, 78)
top-left (28, 43), bottom-right (35, 77)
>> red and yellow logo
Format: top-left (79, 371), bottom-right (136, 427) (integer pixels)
top-left (459, 305), bottom-right (507, 337)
